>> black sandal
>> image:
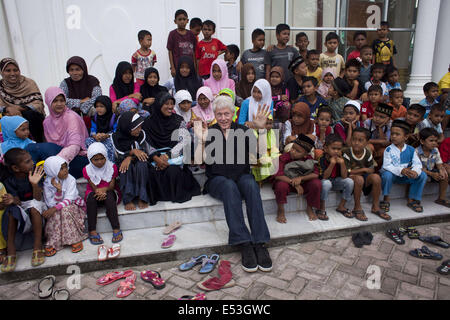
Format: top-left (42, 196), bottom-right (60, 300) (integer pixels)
top-left (315, 210), bottom-right (329, 221)
top-left (407, 200), bottom-right (423, 213)
top-left (386, 229), bottom-right (405, 245)
top-left (372, 210), bottom-right (392, 221)
top-left (336, 208), bottom-right (354, 219)
top-left (380, 201), bottom-right (390, 213)
top-left (407, 227), bottom-right (420, 239)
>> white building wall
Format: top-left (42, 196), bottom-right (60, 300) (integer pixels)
top-left (0, 2), bottom-right (13, 59)
top-left (1, 0), bottom-right (240, 100)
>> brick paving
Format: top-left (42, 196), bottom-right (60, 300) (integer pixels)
top-left (1, 222), bottom-right (449, 300)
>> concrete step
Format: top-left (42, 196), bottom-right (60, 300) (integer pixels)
top-left (1, 194), bottom-right (449, 284)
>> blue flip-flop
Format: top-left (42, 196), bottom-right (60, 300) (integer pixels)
top-left (199, 254), bottom-right (220, 274)
top-left (112, 230), bottom-right (123, 244)
top-left (409, 246), bottom-right (443, 260)
top-left (419, 236), bottom-right (450, 249)
top-left (179, 255), bottom-right (208, 272)
top-left (89, 234), bottom-right (104, 246)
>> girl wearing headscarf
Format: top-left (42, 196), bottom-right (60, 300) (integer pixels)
top-left (60, 56), bottom-right (102, 116)
top-left (270, 66), bottom-right (291, 123)
top-left (42, 156), bottom-right (88, 257)
top-left (140, 67), bottom-right (168, 113)
top-left (236, 63), bottom-right (256, 104)
top-left (0, 58), bottom-right (45, 142)
top-left (0, 116), bottom-right (35, 156)
top-left (238, 79), bottom-right (273, 126)
top-left (164, 56), bottom-right (203, 100)
top-left (204, 59), bottom-right (235, 96)
top-left (83, 142), bottom-right (122, 245)
top-left (85, 96), bottom-right (117, 162)
top-left (174, 90), bottom-right (194, 128)
top-left (109, 61), bottom-right (142, 112)
top-left (282, 102), bottom-right (315, 147)
top-left (25, 87), bottom-right (89, 179)
top-left (144, 92), bottom-right (201, 204)
top-left (317, 68), bottom-right (337, 99)
top-left (112, 111), bottom-right (155, 211)
top-left (192, 86), bottom-right (216, 126)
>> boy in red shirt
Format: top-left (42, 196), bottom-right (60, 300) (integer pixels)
top-left (361, 84), bottom-right (383, 122)
top-left (196, 20), bottom-right (227, 79)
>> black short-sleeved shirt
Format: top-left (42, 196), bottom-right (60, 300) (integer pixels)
top-left (3, 175), bottom-right (41, 202)
top-left (287, 76), bottom-right (303, 102)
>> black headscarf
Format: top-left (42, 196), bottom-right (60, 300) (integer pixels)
top-left (112, 62), bottom-right (135, 99)
top-left (144, 92), bottom-right (183, 149)
top-left (174, 56), bottom-right (203, 99)
top-left (112, 111), bottom-right (146, 155)
top-left (64, 56), bottom-right (100, 99)
top-left (140, 68), bottom-right (168, 100)
top-left (93, 95), bottom-right (115, 134)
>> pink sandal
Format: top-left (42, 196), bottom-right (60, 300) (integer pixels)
top-left (96, 270), bottom-right (134, 286)
top-left (140, 270), bottom-right (166, 290)
top-left (117, 273), bottom-right (137, 298)
top-left (161, 235), bottom-right (176, 249)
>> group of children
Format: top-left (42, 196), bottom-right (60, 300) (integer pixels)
top-left (0, 9), bottom-right (449, 272)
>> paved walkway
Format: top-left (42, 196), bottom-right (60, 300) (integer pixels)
top-left (1, 222), bottom-right (449, 300)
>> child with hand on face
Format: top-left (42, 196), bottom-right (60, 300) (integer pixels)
top-left (416, 128), bottom-right (450, 208)
top-left (397, 104), bottom-right (426, 148)
top-left (315, 134), bottom-right (354, 220)
top-left (83, 143), bottom-right (122, 245)
top-left (334, 101), bottom-right (363, 146)
top-left (273, 134), bottom-right (322, 223)
top-left (42, 156), bottom-right (87, 257)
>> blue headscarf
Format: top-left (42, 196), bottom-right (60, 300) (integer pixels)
top-left (0, 116), bottom-right (35, 154)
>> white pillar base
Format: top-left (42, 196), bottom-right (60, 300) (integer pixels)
top-left (404, 74), bottom-right (431, 103)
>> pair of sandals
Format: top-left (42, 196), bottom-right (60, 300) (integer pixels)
top-left (386, 227), bottom-right (420, 245)
top-left (89, 230), bottom-right (123, 246)
top-left (45, 242), bottom-right (83, 258)
top-left (336, 208), bottom-right (368, 222)
top-left (410, 246), bottom-right (443, 260)
top-left (96, 270), bottom-right (136, 298)
top-left (38, 275), bottom-right (70, 300)
top-left (381, 200), bottom-right (424, 214)
top-left (437, 260), bottom-right (450, 275)
top-left (98, 244), bottom-right (121, 262)
top-left (179, 254), bottom-right (220, 274)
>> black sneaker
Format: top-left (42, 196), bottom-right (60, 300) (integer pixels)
top-left (254, 243), bottom-right (273, 272)
top-left (240, 242), bottom-right (258, 273)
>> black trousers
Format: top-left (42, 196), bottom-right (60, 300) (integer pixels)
top-left (86, 190), bottom-right (120, 232)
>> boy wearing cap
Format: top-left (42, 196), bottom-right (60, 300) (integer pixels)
top-left (273, 134), bottom-right (322, 223)
top-left (364, 103), bottom-right (393, 167)
top-left (334, 100), bottom-right (364, 146)
top-left (381, 119), bottom-right (428, 213)
top-left (343, 127), bottom-right (390, 221)
top-left (287, 56), bottom-right (308, 104)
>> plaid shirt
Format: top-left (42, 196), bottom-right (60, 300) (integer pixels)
top-left (416, 146), bottom-right (443, 171)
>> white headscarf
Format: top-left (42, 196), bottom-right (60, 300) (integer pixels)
top-left (43, 156), bottom-right (79, 208)
top-left (248, 79), bottom-right (272, 122)
top-left (86, 142), bottom-right (115, 185)
top-left (174, 90), bottom-right (193, 123)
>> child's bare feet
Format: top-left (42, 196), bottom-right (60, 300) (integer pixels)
top-left (138, 200), bottom-right (149, 209)
top-left (295, 185), bottom-right (304, 195)
top-left (125, 202), bottom-right (136, 211)
top-left (306, 206), bottom-right (317, 221)
top-left (276, 206), bottom-right (287, 224)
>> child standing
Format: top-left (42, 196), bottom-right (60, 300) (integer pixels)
top-left (165, 56), bottom-right (204, 100)
top-left (0, 148), bottom-right (46, 272)
top-left (315, 134), bottom-right (355, 220)
top-left (132, 30), bottom-right (157, 87)
top-left (83, 143), bottom-right (122, 245)
top-left (343, 128), bottom-right (389, 221)
top-left (85, 96), bottom-right (117, 162)
top-left (196, 20), bottom-right (227, 80)
top-left (297, 77), bottom-right (327, 119)
top-left (306, 50), bottom-right (323, 84)
top-left (372, 21), bottom-right (397, 66)
top-left (269, 24), bottom-right (300, 82)
top-left (419, 82), bottom-right (440, 116)
top-left (295, 32), bottom-right (310, 61)
top-left (334, 101), bottom-right (363, 146)
top-left (317, 68), bottom-right (336, 99)
top-left (189, 18), bottom-right (203, 41)
top-left (320, 32), bottom-right (345, 78)
top-left (389, 89), bottom-right (407, 120)
top-left (287, 57), bottom-right (308, 104)
top-left (239, 29), bottom-right (271, 81)
top-left (42, 156), bottom-right (87, 257)
top-left (347, 31), bottom-right (368, 61)
top-left (381, 120), bottom-right (427, 213)
top-left (273, 134), bottom-right (321, 223)
top-left (225, 45), bottom-right (240, 83)
top-left (270, 67), bottom-right (291, 123)
top-left (167, 9), bottom-right (197, 77)
top-left (361, 85), bottom-right (383, 122)
top-left (204, 59), bottom-right (236, 96)
top-left (416, 128), bottom-right (450, 208)
top-left (112, 112), bottom-right (153, 211)
top-left (358, 45), bottom-right (374, 86)
top-left (418, 104), bottom-right (446, 144)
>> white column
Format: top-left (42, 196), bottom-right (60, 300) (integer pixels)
top-left (404, 0), bottom-right (441, 103)
top-left (244, 0), bottom-right (265, 50)
top-left (432, 0), bottom-right (450, 83)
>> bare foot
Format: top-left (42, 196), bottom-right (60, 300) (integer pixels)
top-left (138, 200), bottom-right (149, 209)
top-left (306, 206), bottom-right (317, 221)
top-left (276, 213), bottom-right (287, 224)
top-left (125, 202), bottom-right (136, 211)
top-left (295, 185), bottom-right (304, 195)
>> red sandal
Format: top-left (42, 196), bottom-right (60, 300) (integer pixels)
top-left (117, 273), bottom-right (137, 298)
top-left (140, 270), bottom-right (166, 290)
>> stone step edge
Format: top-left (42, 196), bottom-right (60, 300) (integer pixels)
top-left (1, 209), bottom-right (449, 285)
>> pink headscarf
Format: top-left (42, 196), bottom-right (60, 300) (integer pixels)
top-left (204, 59), bottom-right (235, 96)
top-left (43, 87), bottom-right (89, 151)
top-left (192, 86), bottom-right (215, 123)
